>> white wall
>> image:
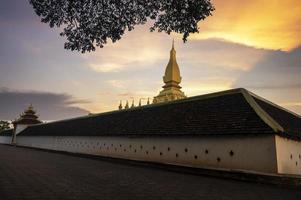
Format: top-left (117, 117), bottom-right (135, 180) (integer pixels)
top-left (16, 134), bottom-right (278, 174)
top-left (15, 125), bottom-right (27, 135)
top-left (275, 135), bottom-right (301, 174)
top-left (0, 136), bottom-right (11, 144)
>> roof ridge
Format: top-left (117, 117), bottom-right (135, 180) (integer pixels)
top-left (240, 89), bottom-right (284, 133)
top-left (29, 88), bottom-right (244, 128)
top-left (248, 91), bottom-right (301, 119)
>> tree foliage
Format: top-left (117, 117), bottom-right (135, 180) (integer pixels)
top-left (0, 120), bottom-right (11, 132)
top-left (29, 0), bottom-right (214, 53)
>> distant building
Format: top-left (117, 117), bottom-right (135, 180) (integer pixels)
top-left (1, 43), bottom-right (301, 175)
top-left (11, 104), bottom-right (42, 144)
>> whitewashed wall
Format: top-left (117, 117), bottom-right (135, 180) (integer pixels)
top-left (275, 135), bottom-right (301, 174)
top-left (16, 134), bottom-right (278, 174)
top-left (16, 125), bottom-right (28, 135)
top-left (0, 136), bottom-right (11, 144)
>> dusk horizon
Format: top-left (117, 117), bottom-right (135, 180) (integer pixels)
top-left (1, 1), bottom-right (301, 199)
top-left (1, 0), bottom-right (301, 121)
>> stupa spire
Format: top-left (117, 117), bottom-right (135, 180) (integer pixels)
top-left (163, 39), bottom-right (182, 88)
top-left (172, 38), bottom-right (175, 49)
top-left (153, 40), bottom-right (186, 104)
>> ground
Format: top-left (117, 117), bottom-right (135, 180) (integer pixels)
top-left (0, 145), bottom-right (301, 200)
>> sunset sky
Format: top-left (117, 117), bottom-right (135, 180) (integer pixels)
top-left (1, 0), bottom-right (301, 120)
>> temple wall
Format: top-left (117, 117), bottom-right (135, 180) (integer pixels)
top-left (0, 136), bottom-right (11, 144)
top-left (15, 125), bottom-right (27, 135)
top-left (275, 135), bottom-right (301, 174)
top-left (16, 134), bottom-right (278, 174)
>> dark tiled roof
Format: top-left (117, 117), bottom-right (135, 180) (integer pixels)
top-left (17, 88), bottom-right (301, 139)
top-left (19, 88), bottom-right (279, 137)
top-left (14, 118), bottom-right (42, 125)
top-left (0, 129), bottom-right (13, 136)
top-left (254, 97), bottom-right (301, 140)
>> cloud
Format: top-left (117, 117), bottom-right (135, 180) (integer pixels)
top-left (234, 46), bottom-right (301, 89)
top-left (183, 77), bottom-right (235, 96)
top-left (1, 0), bottom-right (300, 117)
top-left (81, 24), bottom-right (168, 74)
top-left (0, 88), bottom-right (89, 121)
top-left (89, 63), bottom-right (124, 73)
top-left (233, 46), bottom-right (301, 115)
top-left (0, 0), bottom-right (35, 23)
top-left (179, 38), bottom-right (270, 71)
top-left (118, 93), bottom-right (134, 97)
top-left (191, 0), bottom-right (301, 50)
top-left (106, 80), bottom-right (127, 89)
top-left (240, 84), bottom-right (301, 90)
top-left (82, 24), bottom-right (269, 74)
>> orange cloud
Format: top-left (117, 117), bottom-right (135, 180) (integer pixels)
top-left (192, 0), bottom-right (301, 50)
top-left (183, 78), bottom-right (235, 96)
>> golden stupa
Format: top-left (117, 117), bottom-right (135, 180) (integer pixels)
top-left (153, 41), bottom-right (186, 103)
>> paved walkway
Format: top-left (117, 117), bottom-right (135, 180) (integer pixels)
top-left (0, 144), bottom-right (301, 200)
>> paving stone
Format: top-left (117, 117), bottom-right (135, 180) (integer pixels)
top-left (0, 144), bottom-right (301, 200)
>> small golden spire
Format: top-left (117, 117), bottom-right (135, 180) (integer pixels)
top-left (118, 100), bottom-right (122, 110)
top-left (28, 103), bottom-right (34, 110)
top-left (138, 99), bottom-right (142, 106)
top-left (131, 100), bottom-right (135, 108)
top-left (125, 100), bottom-right (129, 109)
top-left (147, 98), bottom-right (150, 105)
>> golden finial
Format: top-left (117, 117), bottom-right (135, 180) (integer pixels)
top-left (147, 98), bottom-right (150, 105)
top-left (118, 100), bottom-right (122, 110)
top-left (138, 99), bottom-right (142, 106)
top-left (125, 100), bottom-right (129, 109)
top-left (29, 103), bottom-right (33, 109)
top-left (131, 100), bottom-right (135, 108)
